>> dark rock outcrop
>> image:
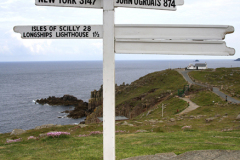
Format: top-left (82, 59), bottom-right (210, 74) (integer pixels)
top-left (36, 95), bottom-right (89, 119)
top-left (36, 95), bottom-right (81, 106)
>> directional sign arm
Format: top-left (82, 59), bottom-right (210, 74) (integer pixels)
top-left (115, 25), bottom-right (234, 40)
top-left (115, 39), bottom-right (235, 56)
top-left (13, 25), bottom-right (103, 39)
top-left (35, 0), bottom-right (103, 9)
top-left (176, 0), bottom-right (184, 5)
top-left (114, 0), bottom-right (184, 11)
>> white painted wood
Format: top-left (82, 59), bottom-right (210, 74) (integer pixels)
top-left (115, 25), bottom-right (234, 40)
top-left (114, 0), bottom-right (184, 10)
top-left (103, 0), bottom-right (115, 160)
top-left (13, 25), bottom-right (103, 39)
top-left (35, 0), bottom-right (102, 9)
top-left (115, 39), bottom-right (235, 56)
top-left (35, 0), bottom-right (184, 10)
top-left (14, 24), bottom-right (234, 40)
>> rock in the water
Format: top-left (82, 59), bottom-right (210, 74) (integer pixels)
top-left (62, 94), bottom-right (78, 101)
top-left (236, 114), bottom-right (240, 120)
top-left (79, 121), bottom-right (85, 124)
top-left (10, 129), bottom-right (26, 136)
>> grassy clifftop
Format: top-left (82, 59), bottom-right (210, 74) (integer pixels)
top-left (189, 67), bottom-right (240, 99)
top-left (86, 69), bottom-right (188, 123)
top-left (1, 68), bottom-right (240, 159)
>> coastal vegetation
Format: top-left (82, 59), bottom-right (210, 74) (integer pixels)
top-left (189, 67), bottom-right (240, 100)
top-left (0, 68), bottom-right (240, 159)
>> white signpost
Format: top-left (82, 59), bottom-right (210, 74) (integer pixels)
top-left (14, 0), bottom-right (236, 159)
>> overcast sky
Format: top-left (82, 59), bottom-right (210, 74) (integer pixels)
top-left (0, 0), bottom-right (239, 62)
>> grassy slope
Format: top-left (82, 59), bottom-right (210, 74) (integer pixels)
top-left (1, 69), bottom-right (240, 159)
top-left (116, 69), bottom-right (187, 105)
top-left (87, 69), bottom-right (188, 121)
top-left (189, 67), bottom-right (240, 99)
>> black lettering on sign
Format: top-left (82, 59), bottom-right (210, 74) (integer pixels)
top-left (163, 0), bottom-right (175, 7)
top-left (118, 0), bottom-right (174, 7)
top-left (56, 32), bottom-right (89, 38)
top-left (83, 26), bottom-right (91, 31)
top-left (38, 0), bottom-right (55, 3)
top-left (79, 0), bottom-right (96, 5)
top-left (59, 0), bottom-right (76, 4)
top-left (23, 32), bottom-right (52, 38)
top-left (116, 0), bottom-right (133, 4)
top-left (32, 26), bottom-right (47, 32)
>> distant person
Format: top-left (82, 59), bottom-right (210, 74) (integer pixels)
top-left (226, 96), bottom-right (228, 102)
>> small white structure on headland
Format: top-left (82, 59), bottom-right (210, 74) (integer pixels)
top-left (187, 63), bottom-right (207, 70)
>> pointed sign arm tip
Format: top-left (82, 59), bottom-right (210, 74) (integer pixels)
top-left (221, 25), bottom-right (234, 40)
top-left (176, 0), bottom-right (184, 5)
top-left (227, 47), bottom-right (235, 56)
top-left (13, 26), bottom-right (18, 33)
top-left (226, 26), bottom-right (234, 34)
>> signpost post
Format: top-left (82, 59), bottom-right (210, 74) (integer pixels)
top-left (14, 0), bottom-right (236, 159)
top-left (103, 1), bottom-right (115, 159)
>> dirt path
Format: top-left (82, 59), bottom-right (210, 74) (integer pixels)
top-left (178, 97), bottom-right (200, 115)
top-left (176, 69), bottom-right (240, 104)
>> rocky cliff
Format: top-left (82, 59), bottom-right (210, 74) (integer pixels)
top-left (85, 69), bottom-right (186, 124)
top-left (36, 69), bottom-right (187, 123)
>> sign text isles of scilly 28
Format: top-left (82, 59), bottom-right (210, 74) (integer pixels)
top-left (13, 25), bottom-right (103, 39)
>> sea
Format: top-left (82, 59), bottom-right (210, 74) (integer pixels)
top-left (0, 60), bottom-right (239, 134)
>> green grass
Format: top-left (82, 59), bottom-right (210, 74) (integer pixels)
top-left (1, 131), bottom-right (240, 160)
top-left (115, 69), bottom-right (187, 106)
top-left (1, 69), bottom-right (240, 159)
top-left (189, 68), bottom-right (240, 99)
top-left (190, 91), bottom-right (226, 106)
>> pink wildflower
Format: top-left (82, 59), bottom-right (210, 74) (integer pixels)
top-left (6, 138), bottom-right (22, 143)
top-left (78, 134), bottom-right (89, 137)
top-left (181, 126), bottom-right (192, 129)
top-left (47, 132), bottom-right (70, 138)
top-left (28, 136), bottom-right (36, 140)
